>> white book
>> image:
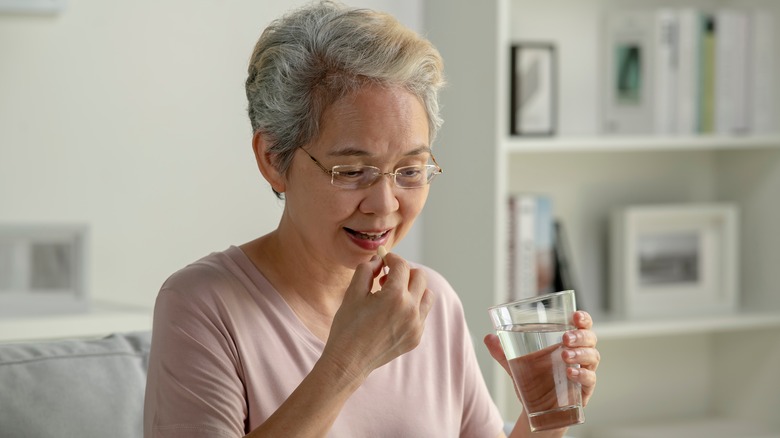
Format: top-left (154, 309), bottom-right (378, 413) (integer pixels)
top-left (750, 11), bottom-right (776, 134)
top-left (534, 196), bottom-right (556, 295)
top-left (676, 8), bottom-right (700, 135)
top-left (510, 194), bottom-right (537, 301)
top-left (715, 9), bottom-right (751, 135)
top-left (516, 195), bottom-right (537, 300)
top-left (654, 8), bottom-right (678, 135)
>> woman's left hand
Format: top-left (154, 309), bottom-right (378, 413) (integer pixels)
top-left (561, 311), bottom-right (599, 406)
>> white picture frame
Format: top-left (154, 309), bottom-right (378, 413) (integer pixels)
top-left (0, 224), bottom-right (89, 317)
top-left (610, 204), bottom-right (738, 320)
top-left (601, 10), bottom-right (655, 135)
top-left (510, 43), bottom-right (556, 136)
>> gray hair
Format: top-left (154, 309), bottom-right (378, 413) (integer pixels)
top-left (245, 0), bottom-right (445, 197)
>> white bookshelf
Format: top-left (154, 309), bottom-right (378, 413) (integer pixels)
top-left (596, 309), bottom-right (780, 340)
top-left (423, 0), bottom-right (780, 436)
top-left (505, 134), bottom-right (780, 153)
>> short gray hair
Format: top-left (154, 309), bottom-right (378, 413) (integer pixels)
top-left (245, 0), bottom-right (445, 197)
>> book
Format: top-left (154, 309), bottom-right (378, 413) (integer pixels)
top-left (534, 196), bottom-right (556, 296)
top-left (509, 194), bottom-right (537, 301)
top-left (507, 193), bottom-right (556, 301)
top-left (552, 220), bottom-right (580, 308)
top-left (750, 11), bottom-right (776, 134)
top-left (698, 13), bottom-right (717, 134)
top-left (676, 8), bottom-right (701, 135)
top-left (654, 8), bottom-right (679, 135)
top-left (715, 9), bottom-right (750, 135)
top-left (603, 6), bottom-right (775, 137)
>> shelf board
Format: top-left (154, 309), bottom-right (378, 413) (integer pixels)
top-left (503, 134), bottom-right (780, 153)
top-left (0, 301), bottom-right (152, 342)
top-left (594, 310), bottom-right (780, 341)
top-left (589, 416), bottom-right (779, 438)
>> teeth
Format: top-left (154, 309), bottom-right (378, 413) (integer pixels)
top-left (354, 230), bottom-right (387, 240)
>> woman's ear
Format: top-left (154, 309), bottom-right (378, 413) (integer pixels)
top-left (252, 131), bottom-right (286, 194)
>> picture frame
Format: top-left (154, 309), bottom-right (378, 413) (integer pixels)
top-left (0, 224), bottom-right (89, 317)
top-left (601, 10), bottom-right (654, 135)
top-left (510, 43), bottom-right (556, 136)
top-left (609, 204), bottom-right (739, 320)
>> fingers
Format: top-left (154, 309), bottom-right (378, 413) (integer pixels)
top-left (562, 310), bottom-right (600, 404)
top-left (418, 288), bottom-right (434, 321)
top-left (562, 345), bottom-right (600, 371)
top-left (563, 311), bottom-right (600, 372)
top-left (378, 252), bottom-right (410, 292)
top-left (572, 310), bottom-right (593, 330)
top-left (567, 366), bottom-right (597, 405)
top-left (347, 255), bottom-right (384, 298)
top-left (563, 327), bottom-right (598, 349)
top-left (378, 252), bottom-right (429, 303)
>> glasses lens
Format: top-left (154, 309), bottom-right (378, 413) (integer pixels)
top-left (331, 165), bottom-right (381, 189)
top-left (329, 164), bottom-right (441, 189)
top-left (395, 165), bottom-right (440, 188)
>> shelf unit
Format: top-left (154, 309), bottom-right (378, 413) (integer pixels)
top-left (595, 310), bottom-right (780, 340)
top-left (505, 135), bottom-right (780, 153)
top-left (423, 0), bottom-right (780, 436)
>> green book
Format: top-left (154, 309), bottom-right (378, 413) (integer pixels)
top-left (698, 14), bottom-right (716, 133)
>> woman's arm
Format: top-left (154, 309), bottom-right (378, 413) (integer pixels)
top-left (246, 253), bottom-right (434, 436)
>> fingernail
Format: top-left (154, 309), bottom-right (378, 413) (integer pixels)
top-left (370, 255), bottom-right (379, 262)
top-left (569, 367), bottom-right (580, 377)
top-left (564, 350), bottom-right (576, 360)
top-left (565, 332), bottom-right (576, 344)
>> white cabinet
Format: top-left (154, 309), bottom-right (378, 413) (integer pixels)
top-left (423, 0), bottom-right (780, 436)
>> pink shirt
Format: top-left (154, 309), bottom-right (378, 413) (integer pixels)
top-left (144, 246), bottom-right (503, 437)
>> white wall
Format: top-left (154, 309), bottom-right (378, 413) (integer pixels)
top-left (0, 0), bottom-right (423, 310)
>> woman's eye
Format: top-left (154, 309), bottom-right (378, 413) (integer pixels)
top-left (399, 167), bottom-right (422, 177)
top-left (340, 168), bottom-right (366, 178)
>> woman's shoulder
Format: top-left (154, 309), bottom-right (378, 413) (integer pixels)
top-left (157, 247), bottom-right (250, 304)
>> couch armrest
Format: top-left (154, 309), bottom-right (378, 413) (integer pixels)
top-left (0, 331), bottom-right (151, 438)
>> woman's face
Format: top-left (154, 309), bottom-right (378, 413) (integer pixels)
top-left (280, 84), bottom-right (432, 269)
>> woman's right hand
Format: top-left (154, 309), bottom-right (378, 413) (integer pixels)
top-left (321, 252), bottom-right (435, 383)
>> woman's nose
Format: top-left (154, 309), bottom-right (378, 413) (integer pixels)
top-left (359, 175), bottom-right (399, 215)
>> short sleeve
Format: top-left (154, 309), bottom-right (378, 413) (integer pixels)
top-left (144, 271), bottom-right (247, 438)
top-left (419, 267), bottom-right (505, 437)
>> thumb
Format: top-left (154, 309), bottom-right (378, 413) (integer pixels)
top-left (484, 334), bottom-right (510, 375)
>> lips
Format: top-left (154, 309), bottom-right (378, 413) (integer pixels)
top-left (344, 228), bottom-right (390, 241)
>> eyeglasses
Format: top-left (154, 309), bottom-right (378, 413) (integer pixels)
top-left (302, 148), bottom-right (443, 189)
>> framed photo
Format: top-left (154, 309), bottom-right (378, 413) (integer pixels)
top-left (0, 224), bottom-right (89, 317)
top-left (609, 204), bottom-right (739, 319)
top-left (510, 43), bottom-right (556, 136)
top-left (601, 10), bottom-right (654, 134)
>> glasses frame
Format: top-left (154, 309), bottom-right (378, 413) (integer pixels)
top-left (301, 148), bottom-right (443, 189)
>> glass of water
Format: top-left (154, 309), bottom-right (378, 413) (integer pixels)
top-left (488, 290), bottom-right (584, 432)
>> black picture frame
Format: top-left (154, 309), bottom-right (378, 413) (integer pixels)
top-left (510, 43), bottom-right (557, 136)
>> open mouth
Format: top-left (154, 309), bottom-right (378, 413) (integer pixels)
top-left (344, 228), bottom-right (390, 241)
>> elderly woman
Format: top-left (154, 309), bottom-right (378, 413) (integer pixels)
top-left (143, 1), bottom-right (599, 437)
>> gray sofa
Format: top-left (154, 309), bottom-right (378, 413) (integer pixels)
top-left (0, 331), bottom-right (151, 438)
